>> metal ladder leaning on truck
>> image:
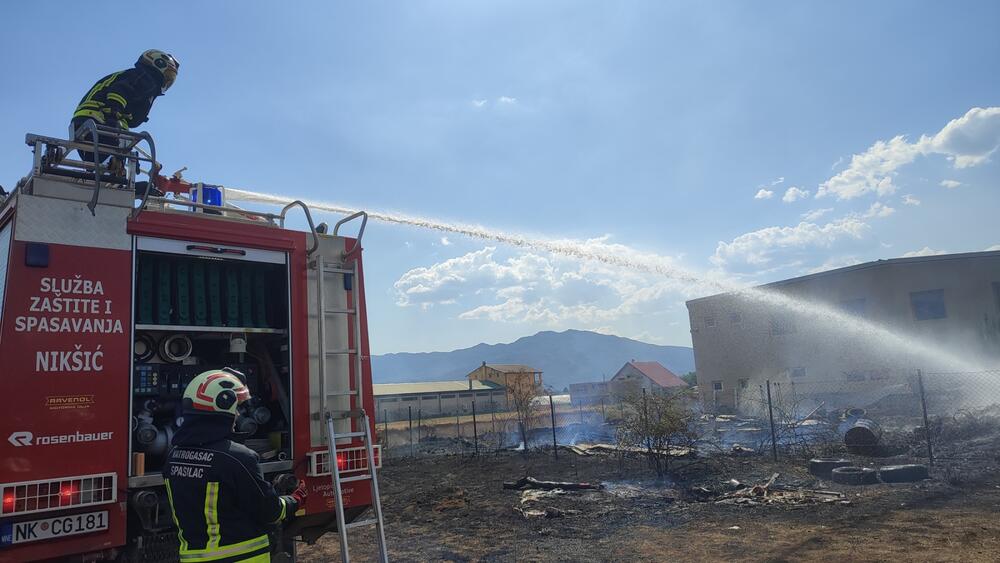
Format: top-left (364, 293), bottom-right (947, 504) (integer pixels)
top-left (0, 123), bottom-right (387, 562)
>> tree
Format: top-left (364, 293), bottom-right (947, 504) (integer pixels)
top-left (681, 372), bottom-right (698, 386)
top-left (616, 388), bottom-right (697, 479)
top-left (507, 383), bottom-right (539, 454)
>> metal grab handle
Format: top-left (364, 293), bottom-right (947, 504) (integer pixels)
top-left (129, 130), bottom-right (156, 220)
top-left (72, 119), bottom-right (157, 217)
top-left (278, 200), bottom-right (320, 255)
top-left (333, 211), bottom-right (368, 256)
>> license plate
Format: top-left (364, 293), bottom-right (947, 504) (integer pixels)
top-left (1, 511), bottom-right (108, 546)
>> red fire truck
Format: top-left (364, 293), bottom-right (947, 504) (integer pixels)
top-left (0, 124), bottom-right (385, 562)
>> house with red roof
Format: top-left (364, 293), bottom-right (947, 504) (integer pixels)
top-left (609, 360), bottom-right (688, 396)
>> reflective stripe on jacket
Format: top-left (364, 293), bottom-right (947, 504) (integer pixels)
top-left (73, 66), bottom-right (162, 129)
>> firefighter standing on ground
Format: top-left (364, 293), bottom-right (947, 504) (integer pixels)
top-left (164, 369), bottom-right (307, 562)
top-left (71, 49), bottom-right (179, 171)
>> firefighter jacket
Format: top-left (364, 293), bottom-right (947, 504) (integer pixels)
top-left (164, 416), bottom-right (296, 563)
top-left (73, 65), bottom-right (163, 130)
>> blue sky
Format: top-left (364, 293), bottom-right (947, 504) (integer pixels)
top-left (2, 2), bottom-right (998, 354)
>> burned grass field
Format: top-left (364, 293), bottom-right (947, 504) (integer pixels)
top-left (299, 431), bottom-right (1000, 562)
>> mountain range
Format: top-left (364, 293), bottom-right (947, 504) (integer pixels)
top-left (371, 329), bottom-right (695, 392)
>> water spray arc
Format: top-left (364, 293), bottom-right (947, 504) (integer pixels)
top-left (228, 188), bottom-right (983, 374)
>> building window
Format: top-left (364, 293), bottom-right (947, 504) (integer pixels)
top-left (459, 393), bottom-right (473, 398)
top-left (711, 381), bottom-right (723, 391)
top-left (439, 394), bottom-right (455, 399)
top-left (382, 398), bottom-right (398, 403)
top-left (910, 289), bottom-right (946, 320)
top-left (401, 396), bottom-right (418, 402)
top-left (738, 378), bottom-right (748, 390)
top-left (704, 316), bottom-right (717, 328)
top-left (791, 367), bottom-right (806, 379)
top-left (770, 316), bottom-right (796, 335)
top-left (476, 392), bottom-right (490, 397)
top-left (729, 312), bottom-right (743, 326)
top-left (839, 298), bottom-right (867, 317)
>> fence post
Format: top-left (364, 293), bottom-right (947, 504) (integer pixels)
top-left (490, 400), bottom-right (498, 453)
top-left (642, 388), bottom-right (651, 454)
top-left (600, 397), bottom-right (606, 422)
top-left (549, 394), bottom-right (558, 459)
top-left (417, 409), bottom-right (422, 444)
top-left (917, 369), bottom-right (934, 465)
top-left (456, 413), bottom-right (462, 456)
top-left (383, 409), bottom-right (388, 442)
top-left (578, 402), bottom-right (584, 424)
top-left (472, 401), bottom-right (479, 456)
top-left (766, 380), bottom-right (778, 462)
top-left (408, 406), bottom-right (414, 458)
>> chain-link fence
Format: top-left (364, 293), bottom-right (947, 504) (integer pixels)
top-left (376, 369), bottom-right (1000, 468)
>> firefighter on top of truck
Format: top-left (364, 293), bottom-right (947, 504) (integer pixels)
top-left (71, 49), bottom-right (179, 188)
top-left (163, 368), bottom-right (307, 562)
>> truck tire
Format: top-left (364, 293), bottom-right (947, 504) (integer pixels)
top-left (808, 458), bottom-right (853, 479)
top-left (831, 466), bottom-right (878, 485)
top-left (878, 464), bottom-right (929, 483)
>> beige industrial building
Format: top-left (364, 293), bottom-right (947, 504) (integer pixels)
top-left (686, 251), bottom-right (1000, 412)
top-left (467, 363), bottom-right (543, 396)
top-left (374, 380), bottom-right (508, 422)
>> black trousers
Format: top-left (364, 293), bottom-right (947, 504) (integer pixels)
top-left (70, 116), bottom-right (122, 165)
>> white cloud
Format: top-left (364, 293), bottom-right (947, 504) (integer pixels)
top-left (394, 244), bottom-right (696, 327)
top-left (986, 245), bottom-right (1000, 251)
top-left (902, 247), bottom-right (947, 258)
top-left (830, 156), bottom-right (844, 170)
top-left (440, 236), bottom-right (452, 246)
top-left (711, 217), bottom-right (870, 268)
top-left (472, 99), bottom-right (487, 108)
top-left (902, 194), bottom-right (921, 206)
top-left (862, 202), bottom-right (895, 219)
top-left (497, 96), bottom-right (517, 105)
top-left (771, 177), bottom-right (785, 186)
top-left (939, 179), bottom-right (962, 189)
top-left (816, 135), bottom-right (921, 200)
top-left (801, 208), bottom-right (833, 221)
top-left (754, 189), bottom-right (774, 200)
top-left (816, 107), bottom-right (1000, 200)
top-left (782, 186), bottom-right (810, 203)
top-left (928, 107), bottom-right (1000, 168)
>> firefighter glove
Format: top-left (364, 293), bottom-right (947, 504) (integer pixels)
top-left (291, 480), bottom-right (308, 505)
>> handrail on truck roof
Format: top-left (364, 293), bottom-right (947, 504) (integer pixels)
top-left (71, 118), bottom-right (157, 217)
top-left (333, 211), bottom-right (368, 257)
top-left (278, 200), bottom-right (320, 256)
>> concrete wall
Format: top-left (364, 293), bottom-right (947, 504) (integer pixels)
top-left (375, 390), bottom-right (509, 422)
top-left (686, 252), bottom-right (1000, 411)
top-left (569, 382), bottom-right (608, 405)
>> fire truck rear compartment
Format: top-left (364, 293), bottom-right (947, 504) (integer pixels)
top-left (130, 247), bottom-right (294, 476)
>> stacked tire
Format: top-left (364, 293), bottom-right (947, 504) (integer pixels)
top-left (878, 464), bottom-right (930, 483)
top-left (830, 466), bottom-right (879, 485)
top-left (808, 458), bottom-right (853, 479)
top-left (809, 459), bottom-right (930, 485)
